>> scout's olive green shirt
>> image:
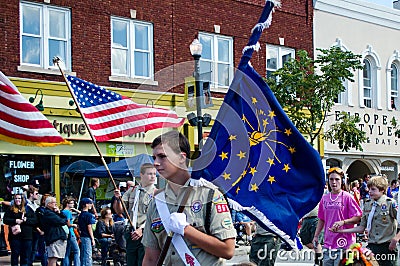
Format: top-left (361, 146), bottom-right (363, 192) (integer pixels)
top-left (142, 179), bottom-right (236, 266)
top-left (122, 184), bottom-right (156, 229)
top-left (360, 195), bottom-right (397, 244)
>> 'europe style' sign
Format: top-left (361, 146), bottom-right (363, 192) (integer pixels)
top-left (326, 106), bottom-right (400, 154)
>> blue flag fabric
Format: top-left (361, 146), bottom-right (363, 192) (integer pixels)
top-left (192, 0), bottom-right (325, 249)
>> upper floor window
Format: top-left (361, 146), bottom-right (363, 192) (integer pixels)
top-left (20, 2), bottom-right (71, 70)
top-left (334, 79), bottom-right (347, 105)
top-left (266, 45), bottom-right (295, 79)
top-left (111, 17), bottom-right (153, 79)
top-left (363, 59), bottom-right (372, 108)
top-left (391, 63), bottom-right (399, 110)
top-left (198, 33), bottom-right (233, 91)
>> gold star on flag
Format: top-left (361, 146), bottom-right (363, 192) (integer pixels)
top-left (289, 147), bottom-right (296, 154)
top-left (268, 110), bottom-right (276, 119)
top-left (219, 152), bottom-right (228, 160)
top-left (237, 151), bottom-right (246, 159)
top-left (229, 135), bottom-right (237, 141)
top-left (283, 164), bottom-right (291, 173)
top-left (236, 186), bottom-right (240, 194)
top-left (267, 175), bottom-right (276, 184)
top-left (284, 128), bottom-right (292, 136)
top-left (222, 172), bottom-right (231, 180)
top-left (252, 97), bottom-right (257, 104)
top-left (249, 167), bottom-right (257, 176)
top-left (250, 183), bottom-right (259, 192)
top-left (267, 158), bottom-right (275, 166)
top-left (263, 119), bottom-right (269, 127)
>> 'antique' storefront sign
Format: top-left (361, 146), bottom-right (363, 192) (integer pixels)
top-left (326, 107), bottom-right (400, 154)
top-left (48, 116), bottom-right (146, 142)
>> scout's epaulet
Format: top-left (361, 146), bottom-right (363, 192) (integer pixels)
top-left (386, 197), bottom-right (397, 208)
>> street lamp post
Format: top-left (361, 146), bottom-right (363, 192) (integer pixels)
top-left (190, 38), bottom-right (204, 150)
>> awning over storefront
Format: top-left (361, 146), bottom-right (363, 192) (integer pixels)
top-left (84, 153), bottom-right (153, 178)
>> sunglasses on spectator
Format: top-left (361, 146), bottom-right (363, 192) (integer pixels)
top-left (328, 167), bottom-right (344, 176)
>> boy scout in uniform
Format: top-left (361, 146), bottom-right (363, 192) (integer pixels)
top-left (114, 163), bottom-right (157, 266)
top-left (142, 131), bottom-right (236, 266)
top-left (336, 176), bottom-right (398, 266)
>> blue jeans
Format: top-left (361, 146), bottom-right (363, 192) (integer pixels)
top-left (62, 234), bottom-right (80, 266)
top-left (29, 232), bottom-right (39, 266)
top-left (80, 237), bottom-right (92, 266)
top-left (10, 239), bottom-right (32, 266)
top-left (37, 234), bottom-right (47, 266)
top-left (98, 238), bottom-right (112, 262)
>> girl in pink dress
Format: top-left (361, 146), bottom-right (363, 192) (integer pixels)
top-left (312, 167), bottom-right (362, 266)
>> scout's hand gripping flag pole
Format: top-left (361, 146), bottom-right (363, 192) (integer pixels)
top-left (192, 0), bottom-right (325, 250)
top-left (53, 57), bottom-right (134, 228)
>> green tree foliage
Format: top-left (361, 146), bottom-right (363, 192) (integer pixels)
top-left (266, 47), bottom-right (366, 151)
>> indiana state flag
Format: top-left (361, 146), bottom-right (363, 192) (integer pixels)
top-left (191, 1), bottom-right (324, 249)
top-left (192, 63), bottom-right (325, 249)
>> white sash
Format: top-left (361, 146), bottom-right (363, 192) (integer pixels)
top-left (155, 192), bottom-right (201, 266)
top-left (366, 201), bottom-right (377, 233)
top-left (131, 187), bottom-right (141, 230)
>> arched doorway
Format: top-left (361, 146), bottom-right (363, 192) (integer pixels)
top-left (347, 160), bottom-right (370, 183)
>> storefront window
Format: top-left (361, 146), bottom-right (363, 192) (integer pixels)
top-left (60, 156), bottom-right (113, 200)
top-left (0, 154), bottom-right (51, 200)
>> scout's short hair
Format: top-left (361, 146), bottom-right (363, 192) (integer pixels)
top-left (151, 131), bottom-right (190, 165)
top-left (140, 163), bottom-right (155, 174)
top-left (367, 176), bottom-right (388, 192)
top-left (90, 177), bottom-right (99, 187)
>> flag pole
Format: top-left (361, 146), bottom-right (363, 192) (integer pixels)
top-left (53, 57), bottom-right (134, 228)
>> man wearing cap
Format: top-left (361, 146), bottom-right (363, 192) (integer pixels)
top-left (78, 198), bottom-right (96, 266)
top-left (114, 163), bottom-right (157, 266)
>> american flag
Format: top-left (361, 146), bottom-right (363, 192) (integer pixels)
top-left (0, 71), bottom-right (71, 146)
top-left (66, 75), bottom-right (185, 142)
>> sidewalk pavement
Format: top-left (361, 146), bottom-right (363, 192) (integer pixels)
top-left (0, 244), bottom-right (315, 266)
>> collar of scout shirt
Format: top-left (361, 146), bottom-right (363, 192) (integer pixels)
top-left (140, 184), bottom-right (156, 193)
top-left (373, 194), bottom-right (389, 206)
top-left (164, 178), bottom-right (192, 204)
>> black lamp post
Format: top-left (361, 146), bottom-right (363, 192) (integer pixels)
top-left (189, 38), bottom-right (204, 150)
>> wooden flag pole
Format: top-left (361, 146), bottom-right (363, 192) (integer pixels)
top-left (53, 57), bottom-right (134, 228)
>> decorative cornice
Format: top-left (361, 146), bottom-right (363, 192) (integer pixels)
top-left (314, 0), bottom-right (400, 30)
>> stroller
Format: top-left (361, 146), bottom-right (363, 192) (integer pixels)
top-left (93, 220), bottom-right (126, 266)
top-left (93, 238), bottom-right (126, 266)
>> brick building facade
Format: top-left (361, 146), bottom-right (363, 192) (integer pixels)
top-left (1, 0), bottom-right (313, 95)
top-left (0, 0), bottom-right (313, 199)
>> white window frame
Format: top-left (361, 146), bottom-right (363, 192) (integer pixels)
top-left (110, 17), bottom-right (155, 85)
top-left (198, 32), bottom-right (234, 93)
top-left (390, 63), bottom-right (399, 109)
top-left (359, 45), bottom-right (381, 109)
top-left (266, 44), bottom-right (295, 79)
top-left (19, 1), bottom-right (71, 72)
top-left (363, 58), bottom-right (372, 108)
top-left (387, 51), bottom-right (400, 111)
